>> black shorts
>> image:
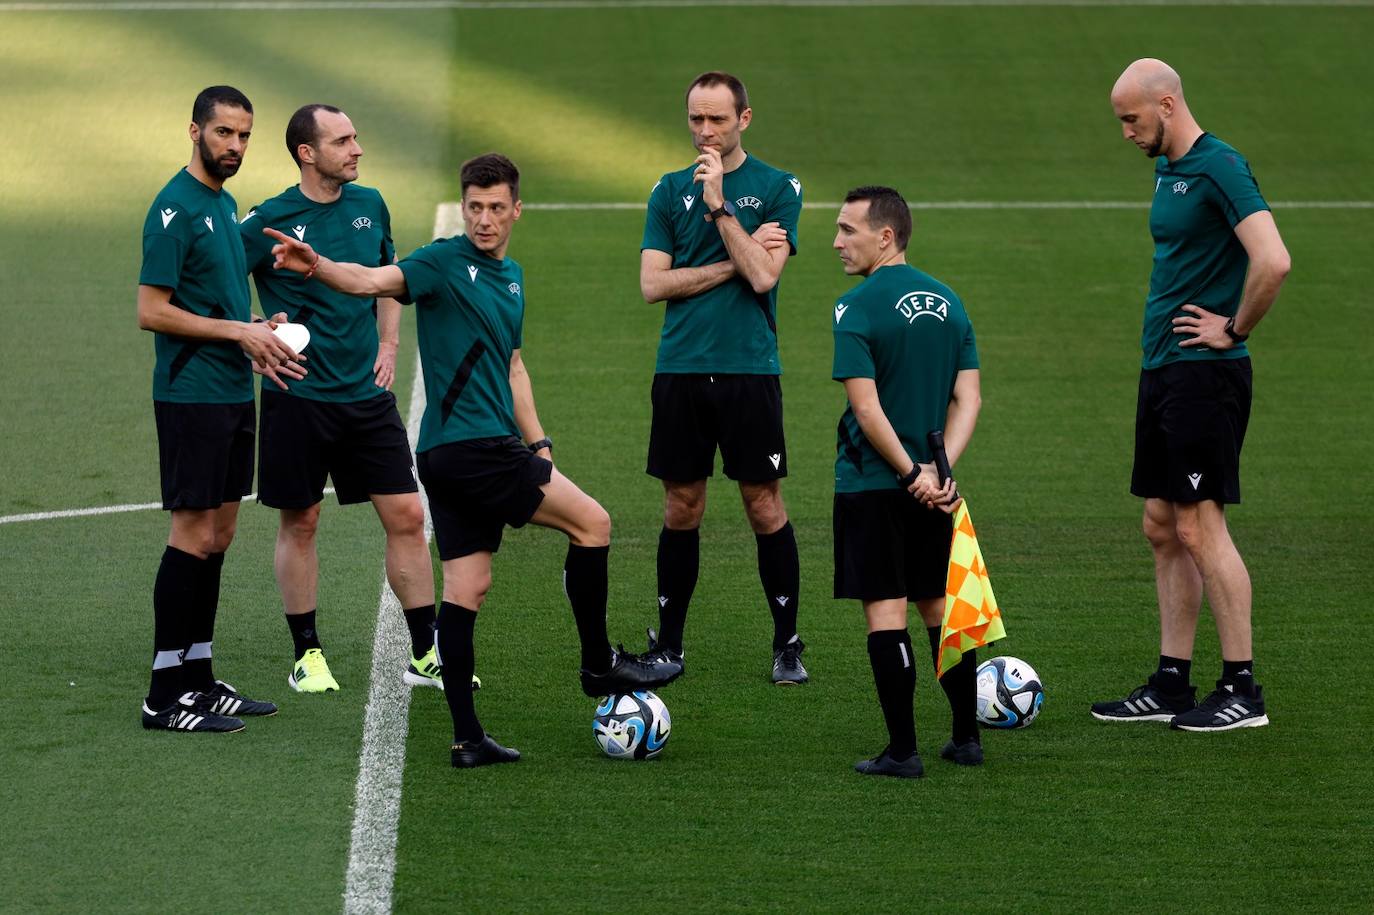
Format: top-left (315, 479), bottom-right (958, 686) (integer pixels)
top-left (257, 391), bottom-right (418, 510)
top-left (154, 400), bottom-right (255, 511)
top-left (416, 436), bottom-right (553, 560)
top-left (1131, 358), bottom-right (1252, 504)
top-left (833, 490), bottom-right (954, 602)
top-left (647, 373), bottom-right (787, 482)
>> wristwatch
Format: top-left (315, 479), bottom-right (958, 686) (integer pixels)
top-left (1223, 317), bottom-right (1249, 344)
top-left (707, 200), bottom-right (736, 222)
top-left (528, 436), bottom-right (553, 454)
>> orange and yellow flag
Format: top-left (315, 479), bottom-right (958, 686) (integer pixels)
top-left (937, 500), bottom-right (1006, 678)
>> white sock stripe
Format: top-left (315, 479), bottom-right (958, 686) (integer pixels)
top-left (898, 642), bottom-right (910, 669)
top-left (152, 650), bottom-right (184, 670)
top-left (184, 641), bottom-right (212, 661)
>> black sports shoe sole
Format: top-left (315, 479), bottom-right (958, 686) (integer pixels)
top-left (1089, 710), bottom-right (1178, 723)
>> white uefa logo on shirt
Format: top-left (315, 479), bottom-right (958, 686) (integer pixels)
top-left (508, 282), bottom-right (521, 295)
top-left (894, 291), bottom-right (950, 324)
top-left (1172, 181), bottom-right (1190, 195)
top-left (353, 217), bottom-right (373, 230)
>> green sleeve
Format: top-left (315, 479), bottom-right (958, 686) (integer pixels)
top-left (958, 320), bottom-right (980, 371)
top-left (641, 178), bottom-right (674, 254)
top-left (768, 173), bottom-right (803, 254)
top-left (139, 201), bottom-right (192, 288)
top-left (832, 306), bottom-right (874, 380)
top-left (1209, 152), bottom-right (1269, 228)
top-left (396, 242), bottom-right (441, 305)
top-left (237, 205), bottom-right (271, 273)
top-left (379, 195), bottom-right (397, 264)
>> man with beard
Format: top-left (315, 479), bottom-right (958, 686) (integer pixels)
top-left (264, 154), bottom-right (681, 767)
top-left (638, 71), bottom-right (808, 685)
top-left (1091, 59), bottom-right (1291, 731)
top-left (136, 85), bottom-right (297, 732)
top-left (240, 105), bottom-right (460, 696)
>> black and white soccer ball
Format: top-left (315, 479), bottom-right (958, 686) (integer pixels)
top-left (976, 656), bottom-right (1044, 728)
top-left (593, 691), bottom-right (671, 760)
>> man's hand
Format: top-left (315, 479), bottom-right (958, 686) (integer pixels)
top-left (1173, 303), bottom-right (1236, 349)
top-left (751, 221), bottom-right (789, 252)
top-left (264, 227), bottom-right (320, 275)
top-left (374, 340), bottom-right (397, 390)
top-left (909, 461), bottom-right (961, 513)
top-left (238, 320), bottom-right (299, 367)
top-left (253, 357), bottom-right (308, 391)
top-left (693, 148), bottom-right (726, 209)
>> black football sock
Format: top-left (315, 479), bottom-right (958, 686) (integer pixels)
top-left (926, 626), bottom-right (979, 745)
top-left (182, 550), bottom-right (223, 691)
top-left (655, 527), bottom-right (699, 653)
top-left (148, 545), bottom-right (198, 709)
top-left (287, 609), bottom-right (322, 661)
top-left (1151, 655), bottom-right (1192, 692)
top-left (403, 603), bottom-right (437, 659)
top-left (564, 544), bottom-right (613, 673)
top-left (1221, 659), bottom-right (1256, 697)
top-left (756, 521), bottom-right (800, 652)
top-left (868, 628), bottom-right (918, 760)
top-left (436, 601), bottom-right (482, 743)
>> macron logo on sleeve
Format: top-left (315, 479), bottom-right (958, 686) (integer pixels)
top-left (160, 208), bottom-right (177, 228)
top-left (788, 177), bottom-right (801, 196)
top-left (292, 225), bottom-right (307, 241)
top-left (834, 302), bottom-right (849, 323)
top-left (468, 265), bottom-right (479, 282)
top-left (682, 195), bottom-right (695, 212)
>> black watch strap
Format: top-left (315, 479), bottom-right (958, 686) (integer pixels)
top-left (528, 436), bottom-right (553, 454)
top-left (708, 200), bottom-right (735, 222)
top-left (1224, 317), bottom-right (1249, 343)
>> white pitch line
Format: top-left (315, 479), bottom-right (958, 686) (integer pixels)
top-left (341, 360), bottom-right (427, 915)
top-left (3, 0), bottom-right (1371, 10)
top-left (0, 488), bottom-right (339, 526)
top-left (341, 203), bottom-right (460, 915)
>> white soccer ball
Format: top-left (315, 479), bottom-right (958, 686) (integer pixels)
top-left (593, 691), bottom-right (671, 760)
top-left (976, 656), bottom-right (1045, 729)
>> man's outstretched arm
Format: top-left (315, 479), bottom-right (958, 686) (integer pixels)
top-left (265, 227), bottom-right (409, 299)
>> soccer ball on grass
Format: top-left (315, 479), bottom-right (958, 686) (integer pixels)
top-left (593, 691), bottom-right (671, 759)
top-left (975, 656), bottom-right (1044, 728)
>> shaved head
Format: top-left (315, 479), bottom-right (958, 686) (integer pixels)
top-left (1112, 58), bottom-right (1184, 106)
top-left (1110, 58), bottom-right (1200, 160)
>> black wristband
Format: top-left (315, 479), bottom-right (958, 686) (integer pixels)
top-left (528, 437), bottom-right (553, 454)
top-left (896, 465), bottom-right (919, 487)
top-left (1224, 317), bottom-right (1249, 343)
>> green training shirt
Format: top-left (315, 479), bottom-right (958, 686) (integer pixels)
top-left (139, 168), bottom-right (252, 403)
top-left (397, 233), bottom-right (524, 452)
top-left (240, 184), bottom-right (397, 402)
top-left (1142, 133), bottom-right (1268, 370)
top-left (832, 264), bottom-right (979, 493)
top-left (641, 153), bottom-right (802, 374)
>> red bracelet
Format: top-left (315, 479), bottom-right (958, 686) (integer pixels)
top-left (303, 253), bottom-right (320, 280)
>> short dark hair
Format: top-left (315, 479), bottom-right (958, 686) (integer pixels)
top-left (460, 153), bottom-right (520, 201)
top-left (285, 103), bottom-right (344, 167)
top-left (192, 86), bottom-right (252, 128)
top-left (844, 185), bottom-right (912, 251)
top-left (685, 71), bottom-right (749, 116)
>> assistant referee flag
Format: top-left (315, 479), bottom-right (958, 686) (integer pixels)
top-left (937, 501), bottom-right (1006, 678)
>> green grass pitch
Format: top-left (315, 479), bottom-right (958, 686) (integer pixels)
top-left (1, 2), bottom-right (1372, 911)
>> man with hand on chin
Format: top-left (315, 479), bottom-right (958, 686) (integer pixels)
top-left (639, 71), bottom-right (808, 686)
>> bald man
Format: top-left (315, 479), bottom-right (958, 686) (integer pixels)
top-left (1091, 59), bottom-right (1290, 732)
